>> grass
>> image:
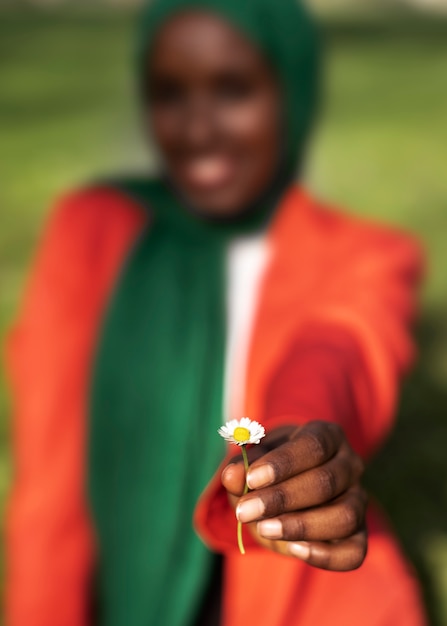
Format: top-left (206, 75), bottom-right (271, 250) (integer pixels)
top-left (1, 6), bottom-right (447, 624)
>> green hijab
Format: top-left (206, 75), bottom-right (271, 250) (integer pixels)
top-left (88, 2), bottom-right (320, 626)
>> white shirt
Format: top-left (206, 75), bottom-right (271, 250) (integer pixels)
top-left (223, 234), bottom-right (271, 422)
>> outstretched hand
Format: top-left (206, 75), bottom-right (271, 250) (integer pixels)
top-left (221, 421), bottom-right (367, 571)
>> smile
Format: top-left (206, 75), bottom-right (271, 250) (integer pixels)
top-left (181, 156), bottom-right (235, 189)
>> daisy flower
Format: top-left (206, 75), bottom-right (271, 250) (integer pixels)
top-left (218, 417), bottom-right (265, 447)
top-left (218, 417), bottom-right (266, 555)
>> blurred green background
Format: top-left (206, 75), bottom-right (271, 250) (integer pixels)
top-left (1, 3), bottom-right (447, 624)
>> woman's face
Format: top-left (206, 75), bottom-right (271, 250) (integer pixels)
top-left (146, 11), bottom-right (283, 217)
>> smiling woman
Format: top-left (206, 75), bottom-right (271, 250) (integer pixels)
top-left (145, 10), bottom-right (282, 215)
top-left (4, 1), bottom-right (428, 626)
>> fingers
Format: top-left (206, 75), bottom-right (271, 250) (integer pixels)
top-left (221, 421), bottom-right (368, 572)
top-left (222, 448), bottom-right (266, 497)
top-left (257, 486), bottom-right (367, 542)
top-left (258, 529), bottom-right (368, 571)
top-left (287, 530), bottom-right (368, 571)
top-left (222, 426), bottom-right (302, 497)
top-left (221, 421), bottom-right (367, 572)
top-left (221, 421), bottom-right (349, 498)
top-left (236, 444), bottom-right (363, 523)
top-left (246, 422), bottom-right (345, 490)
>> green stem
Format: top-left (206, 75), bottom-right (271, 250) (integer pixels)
top-left (237, 445), bottom-right (250, 555)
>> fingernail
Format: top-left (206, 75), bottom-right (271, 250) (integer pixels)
top-left (247, 464), bottom-right (275, 489)
top-left (289, 542), bottom-right (310, 560)
top-left (257, 519), bottom-right (282, 539)
top-left (236, 498), bottom-right (265, 523)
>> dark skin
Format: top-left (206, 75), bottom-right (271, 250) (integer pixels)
top-left (146, 10), bottom-right (282, 216)
top-left (147, 11), bottom-right (368, 571)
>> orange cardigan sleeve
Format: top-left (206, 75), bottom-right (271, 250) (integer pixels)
top-left (283, 228), bottom-right (425, 459)
top-left (195, 220), bottom-right (424, 553)
top-left (263, 321), bottom-right (404, 459)
top-left (4, 189), bottom-right (144, 626)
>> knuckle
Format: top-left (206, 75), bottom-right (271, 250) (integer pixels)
top-left (338, 455), bottom-right (351, 478)
top-left (271, 444), bottom-right (295, 480)
top-left (329, 422), bottom-right (344, 438)
top-left (342, 504), bottom-right (362, 534)
top-left (351, 541), bottom-right (368, 570)
top-left (361, 537), bottom-right (368, 561)
top-left (287, 516), bottom-right (306, 540)
top-left (311, 545), bottom-right (331, 570)
top-left (352, 485), bottom-right (369, 511)
top-left (289, 426), bottom-right (302, 441)
top-left (268, 486), bottom-right (287, 515)
top-left (350, 531), bottom-right (368, 568)
top-left (305, 429), bottom-right (329, 462)
top-left (317, 466), bottom-right (337, 500)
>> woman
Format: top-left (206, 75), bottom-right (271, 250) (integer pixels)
top-left (5, 1), bottom-right (427, 625)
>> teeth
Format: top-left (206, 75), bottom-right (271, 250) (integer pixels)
top-left (186, 158), bottom-right (231, 186)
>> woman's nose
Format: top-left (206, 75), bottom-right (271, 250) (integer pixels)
top-left (182, 93), bottom-right (217, 150)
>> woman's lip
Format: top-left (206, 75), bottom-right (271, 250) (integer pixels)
top-left (181, 157), bottom-right (235, 189)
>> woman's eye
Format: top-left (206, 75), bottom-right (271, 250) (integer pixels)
top-left (148, 79), bottom-right (185, 107)
top-left (215, 76), bottom-right (255, 102)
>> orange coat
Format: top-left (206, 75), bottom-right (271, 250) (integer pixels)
top-left (5, 185), bottom-right (427, 626)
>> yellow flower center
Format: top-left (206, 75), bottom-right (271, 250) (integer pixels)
top-left (233, 427), bottom-right (251, 443)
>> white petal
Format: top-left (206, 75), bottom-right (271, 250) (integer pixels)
top-left (218, 416), bottom-right (266, 445)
